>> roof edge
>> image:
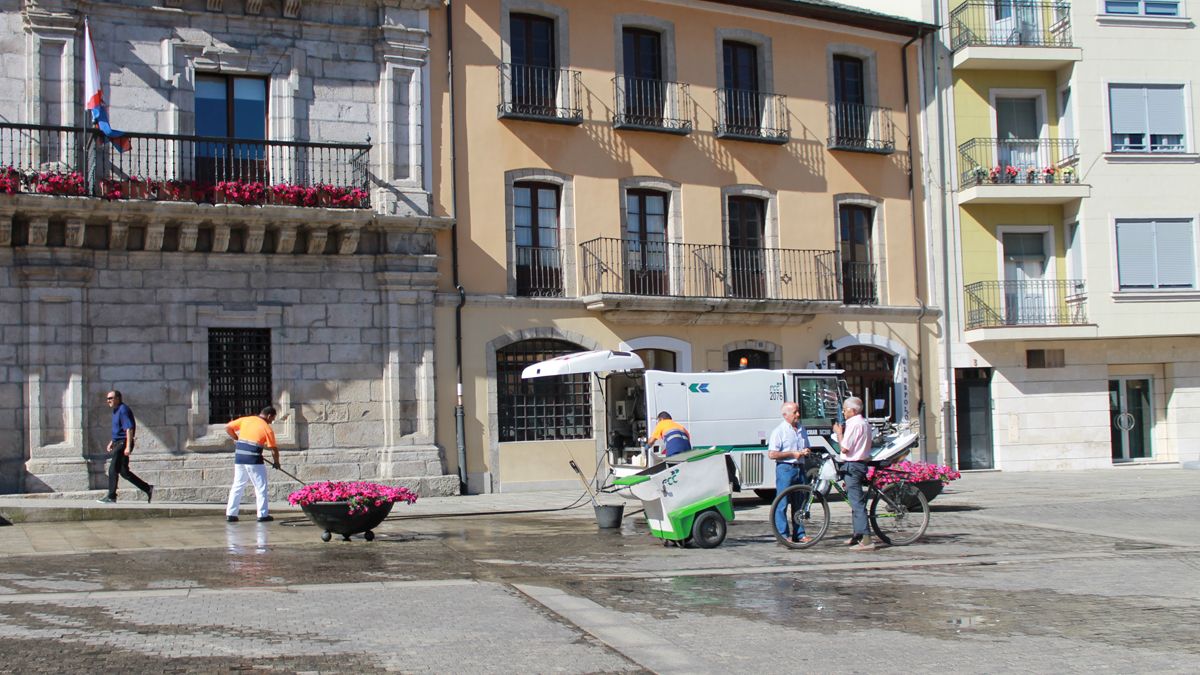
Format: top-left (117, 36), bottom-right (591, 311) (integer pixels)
top-left (708, 0), bottom-right (939, 37)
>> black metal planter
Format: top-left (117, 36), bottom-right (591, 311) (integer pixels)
top-left (301, 501), bottom-right (394, 541)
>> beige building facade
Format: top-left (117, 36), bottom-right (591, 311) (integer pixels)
top-left (431, 0), bottom-right (939, 492)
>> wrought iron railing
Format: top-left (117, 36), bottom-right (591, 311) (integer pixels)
top-left (611, 76), bottom-right (692, 134)
top-left (714, 89), bottom-right (789, 144)
top-left (827, 102), bottom-right (895, 154)
top-left (579, 237), bottom-right (839, 301)
top-left (516, 245), bottom-right (565, 297)
top-left (950, 1), bottom-right (1073, 50)
top-left (958, 137), bottom-right (1080, 187)
top-left (964, 279), bottom-right (1088, 329)
top-left (497, 63), bottom-right (583, 124)
top-left (841, 261), bottom-right (879, 305)
top-left (0, 122), bottom-right (372, 207)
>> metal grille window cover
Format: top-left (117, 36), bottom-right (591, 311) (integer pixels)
top-left (497, 339), bottom-right (592, 442)
top-left (208, 328), bottom-right (272, 424)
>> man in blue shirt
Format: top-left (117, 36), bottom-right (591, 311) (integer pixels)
top-left (98, 390), bottom-right (154, 504)
top-left (767, 401), bottom-right (811, 544)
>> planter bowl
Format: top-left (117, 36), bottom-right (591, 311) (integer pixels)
top-left (301, 500), bottom-right (394, 542)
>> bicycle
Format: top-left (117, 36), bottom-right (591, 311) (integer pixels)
top-left (770, 447), bottom-right (930, 549)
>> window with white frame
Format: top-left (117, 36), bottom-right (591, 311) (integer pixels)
top-left (1115, 218), bottom-right (1196, 290)
top-left (1109, 84), bottom-right (1187, 153)
top-left (1103, 1), bottom-right (1181, 16)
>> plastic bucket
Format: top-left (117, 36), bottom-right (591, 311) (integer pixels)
top-left (594, 504), bottom-right (625, 529)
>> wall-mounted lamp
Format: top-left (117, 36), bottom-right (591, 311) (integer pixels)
top-left (822, 335), bottom-right (834, 350)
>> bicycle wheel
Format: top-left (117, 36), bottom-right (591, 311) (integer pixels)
top-left (869, 481), bottom-right (929, 546)
top-left (770, 485), bottom-right (829, 549)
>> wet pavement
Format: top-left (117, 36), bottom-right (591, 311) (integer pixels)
top-left (0, 468), bottom-right (1196, 673)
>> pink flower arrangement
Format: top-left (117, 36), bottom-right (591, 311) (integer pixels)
top-left (270, 182), bottom-right (369, 208)
top-left (215, 179), bottom-right (267, 205)
top-left (869, 460), bottom-right (961, 486)
top-left (1004, 165), bottom-right (1019, 177)
top-left (32, 170), bottom-right (87, 196)
top-left (287, 480), bottom-right (418, 515)
top-left (0, 166), bottom-right (21, 194)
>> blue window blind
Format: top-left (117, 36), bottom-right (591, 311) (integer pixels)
top-left (1116, 219), bottom-right (1195, 290)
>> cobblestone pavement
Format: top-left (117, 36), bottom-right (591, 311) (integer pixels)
top-left (0, 469), bottom-right (1196, 673)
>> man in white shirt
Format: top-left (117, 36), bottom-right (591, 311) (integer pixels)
top-left (833, 396), bottom-right (875, 551)
top-left (767, 401), bottom-right (812, 544)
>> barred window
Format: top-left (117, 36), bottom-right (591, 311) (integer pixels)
top-left (208, 328), bottom-right (272, 423)
top-left (497, 339), bottom-right (591, 442)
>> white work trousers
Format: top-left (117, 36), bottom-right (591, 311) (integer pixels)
top-left (226, 464), bottom-right (269, 518)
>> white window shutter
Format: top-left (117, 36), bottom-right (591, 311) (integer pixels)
top-left (1109, 85), bottom-right (1147, 134)
top-left (1116, 220), bottom-right (1155, 289)
top-left (1146, 85), bottom-right (1186, 137)
top-left (1154, 219), bottom-right (1195, 288)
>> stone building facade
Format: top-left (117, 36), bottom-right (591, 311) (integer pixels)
top-left (0, 0), bottom-right (456, 498)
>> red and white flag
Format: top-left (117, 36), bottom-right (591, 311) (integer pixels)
top-left (83, 17), bottom-right (131, 152)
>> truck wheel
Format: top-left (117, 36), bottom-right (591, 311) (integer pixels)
top-left (753, 489), bottom-right (776, 504)
top-left (691, 510), bottom-right (726, 548)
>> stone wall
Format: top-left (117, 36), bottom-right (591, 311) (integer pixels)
top-left (1, 0), bottom-right (455, 496)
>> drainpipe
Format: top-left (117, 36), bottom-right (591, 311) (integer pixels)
top-left (900, 30), bottom-right (930, 458)
top-left (931, 0), bottom-right (957, 468)
top-left (446, 1), bottom-right (468, 495)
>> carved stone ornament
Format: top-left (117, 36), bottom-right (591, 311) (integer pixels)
top-left (245, 0), bottom-right (263, 14)
top-left (206, 0), bottom-right (223, 11)
top-left (283, 0), bottom-right (301, 19)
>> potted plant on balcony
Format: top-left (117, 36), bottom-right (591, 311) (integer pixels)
top-left (157, 178), bottom-right (194, 202)
top-left (989, 166), bottom-right (1002, 183)
top-left (1004, 165), bottom-right (1019, 183)
top-left (868, 460), bottom-right (961, 505)
top-left (1025, 167), bottom-right (1038, 184)
top-left (972, 167), bottom-right (988, 185)
top-left (1042, 166), bottom-right (1057, 183)
top-left (1, 166), bottom-right (24, 194)
top-left (215, 179), bottom-right (266, 205)
top-left (1062, 166), bottom-right (1076, 184)
top-left (31, 170), bottom-right (87, 196)
top-left (287, 480), bottom-right (418, 542)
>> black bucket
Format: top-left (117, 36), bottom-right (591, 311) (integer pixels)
top-left (594, 504), bottom-right (625, 529)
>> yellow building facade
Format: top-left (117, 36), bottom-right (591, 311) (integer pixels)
top-left (431, 0), bottom-right (937, 492)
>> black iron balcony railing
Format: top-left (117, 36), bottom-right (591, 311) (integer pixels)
top-left (958, 137), bottom-right (1080, 187)
top-left (950, 1), bottom-right (1073, 50)
top-left (579, 237), bottom-right (839, 301)
top-left (827, 102), bottom-right (895, 154)
top-left (497, 63), bottom-right (583, 125)
top-left (611, 76), bottom-right (692, 134)
top-left (0, 122), bottom-right (371, 207)
top-left (964, 279), bottom-right (1088, 329)
top-left (516, 244), bottom-right (564, 297)
top-left (714, 89), bottom-right (789, 144)
top-left (841, 261), bottom-right (879, 305)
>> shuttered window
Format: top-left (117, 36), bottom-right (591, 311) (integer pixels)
top-left (1109, 85), bottom-right (1187, 152)
top-left (1115, 219), bottom-right (1196, 290)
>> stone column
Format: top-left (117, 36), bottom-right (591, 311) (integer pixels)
top-left (17, 253), bottom-right (95, 492)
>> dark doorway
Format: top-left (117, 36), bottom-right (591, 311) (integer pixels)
top-left (955, 368), bottom-right (994, 470)
top-left (624, 190), bottom-right (668, 295)
top-left (832, 54), bottom-right (867, 145)
top-left (510, 13), bottom-right (557, 115)
top-left (622, 28), bottom-right (664, 125)
top-left (839, 204), bottom-right (876, 304)
top-left (728, 349), bottom-right (769, 370)
top-left (722, 40), bottom-right (760, 133)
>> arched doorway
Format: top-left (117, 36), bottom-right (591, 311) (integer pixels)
top-left (831, 345), bottom-right (894, 420)
top-left (728, 348), bottom-right (769, 370)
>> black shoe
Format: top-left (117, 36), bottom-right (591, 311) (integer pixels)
top-left (146, 485), bottom-right (154, 504)
top-left (97, 496), bottom-right (116, 504)
top-left (257, 515), bottom-right (274, 522)
top-left (227, 515), bottom-right (239, 522)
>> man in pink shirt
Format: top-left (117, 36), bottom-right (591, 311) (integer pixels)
top-left (833, 396), bottom-right (875, 551)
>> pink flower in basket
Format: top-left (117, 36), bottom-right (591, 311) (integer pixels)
top-left (868, 460), bottom-right (961, 486)
top-left (287, 480), bottom-right (418, 515)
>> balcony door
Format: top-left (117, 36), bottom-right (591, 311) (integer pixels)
top-left (514, 181), bottom-right (562, 297)
top-left (1002, 231), bottom-right (1051, 324)
top-left (996, 96), bottom-right (1041, 177)
top-left (833, 55), bottom-right (866, 144)
top-left (722, 41), bottom-right (760, 133)
top-left (195, 75), bottom-right (267, 185)
top-left (992, 0), bottom-right (1039, 44)
top-left (839, 205), bottom-right (876, 304)
top-left (510, 13), bottom-right (557, 115)
top-left (622, 28), bottom-right (664, 125)
top-left (727, 196), bottom-right (765, 299)
top-left (624, 190), bottom-right (668, 295)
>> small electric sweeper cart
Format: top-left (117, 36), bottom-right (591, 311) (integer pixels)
top-left (610, 446), bottom-right (735, 548)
